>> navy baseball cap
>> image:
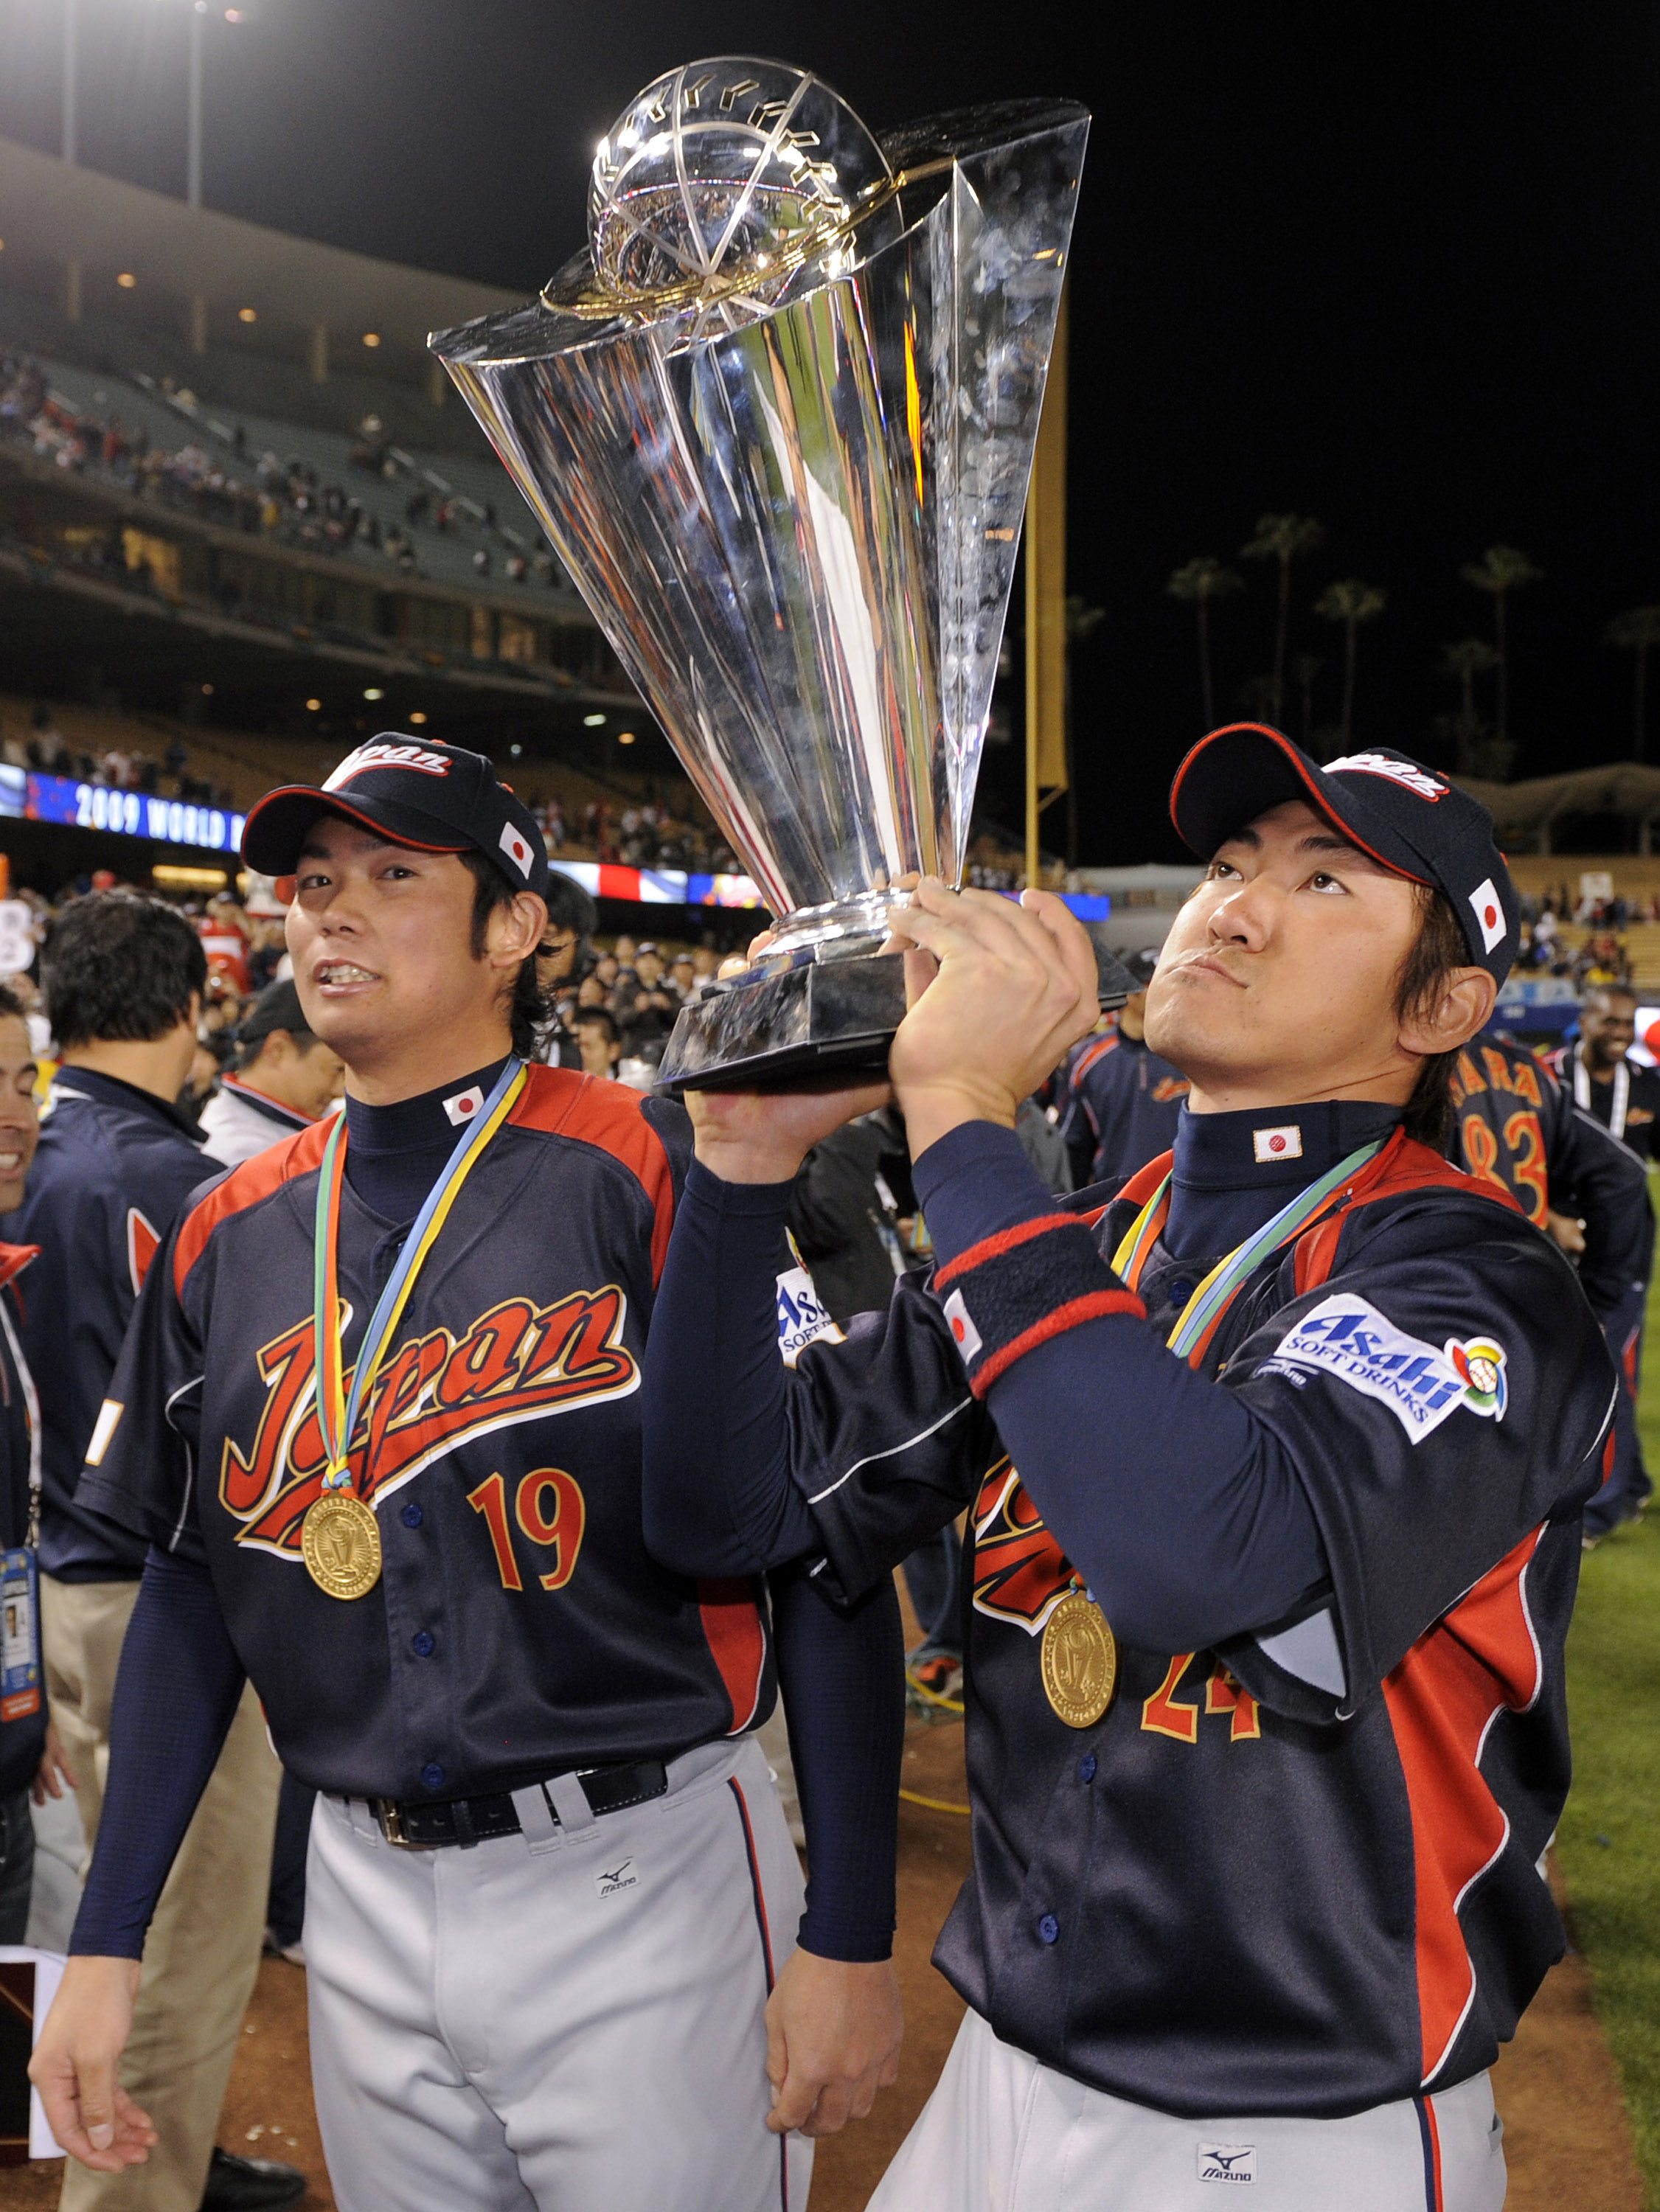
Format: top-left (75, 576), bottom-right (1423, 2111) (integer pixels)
top-left (243, 734), bottom-right (549, 900)
top-left (1169, 723), bottom-right (1519, 983)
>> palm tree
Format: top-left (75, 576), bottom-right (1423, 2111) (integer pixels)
top-left (1459, 546), bottom-right (1542, 752)
top-left (1440, 636), bottom-right (1500, 721)
top-left (1240, 513), bottom-right (1324, 725)
top-left (1167, 556), bottom-right (1243, 727)
top-left (1605, 605), bottom-right (1660, 762)
top-left (1313, 580), bottom-right (1387, 750)
top-left (1292, 653), bottom-right (1322, 749)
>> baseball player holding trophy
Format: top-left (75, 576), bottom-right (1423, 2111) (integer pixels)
top-left (32, 55), bottom-right (1091, 2212)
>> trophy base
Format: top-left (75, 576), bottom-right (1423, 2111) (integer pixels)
top-left (660, 953), bottom-right (908, 1091)
top-left (659, 942), bottom-right (1142, 1092)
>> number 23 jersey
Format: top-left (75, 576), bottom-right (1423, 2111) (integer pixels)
top-left (77, 1067), bottom-right (771, 1804)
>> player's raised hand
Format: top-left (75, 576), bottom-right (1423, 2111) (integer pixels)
top-left (886, 880), bottom-right (1100, 1159)
top-left (29, 1956), bottom-right (156, 2173)
top-left (764, 1950), bottom-right (903, 2138)
top-left (684, 1077), bottom-right (892, 1186)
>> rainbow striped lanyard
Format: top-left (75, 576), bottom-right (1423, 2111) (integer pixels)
top-left (313, 1057), bottom-right (529, 1494)
top-left (1111, 1139), bottom-right (1384, 1370)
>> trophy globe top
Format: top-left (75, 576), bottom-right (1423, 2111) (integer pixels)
top-left (588, 58), bottom-right (897, 330)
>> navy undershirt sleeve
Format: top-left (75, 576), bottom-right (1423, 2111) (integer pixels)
top-left (69, 1548), bottom-right (246, 1960)
top-left (642, 1161), bottom-right (815, 1574)
top-left (771, 1563), bottom-right (902, 1962)
top-left (914, 1121), bottom-right (1329, 1651)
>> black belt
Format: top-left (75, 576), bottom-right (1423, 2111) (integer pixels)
top-left (363, 1758), bottom-right (668, 1851)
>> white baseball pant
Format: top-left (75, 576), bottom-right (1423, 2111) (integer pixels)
top-left (304, 1735), bottom-right (812, 2212)
top-left (869, 2007), bottom-right (1507, 2211)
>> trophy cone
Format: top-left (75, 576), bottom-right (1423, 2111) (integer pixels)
top-left (431, 66), bottom-right (1089, 1085)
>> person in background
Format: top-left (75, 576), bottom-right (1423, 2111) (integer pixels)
top-left (1, 894), bottom-right (299, 2212)
top-left (669, 951), bottom-right (698, 1004)
top-left (1541, 986), bottom-right (1660, 1538)
top-left (574, 1005), bottom-right (623, 1080)
top-left (1060, 946), bottom-right (1190, 1187)
top-left (1546, 984), bottom-right (1660, 1161)
top-left (198, 981), bottom-right (345, 1168)
top-left (0, 981), bottom-right (76, 1941)
top-left (532, 872), bottom-right (600, 1071)
top-left (634, 943), bottom-right (667, 993)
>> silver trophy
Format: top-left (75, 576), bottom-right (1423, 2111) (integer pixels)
top-left (432, 59), bottom-right (1094, 1085)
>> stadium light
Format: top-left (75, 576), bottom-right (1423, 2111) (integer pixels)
top-left (363, 687), bottom-right (383, 701)
top-left (237, 305), bottom-right (256, 322)
top-left (618, 731), bottom-right (637, 745)
top-left (117, 271), bottom-right (136, 288)
top-left (408, 712), bottom-right (428, 725)
top-left (60, 0), bottom-right (248, 205)
top-left (305, 698), bottom-right (321, 712)
top-left (583, 713), bottom-right (605, 727)
top-left (362, 332), bottom-right (381, 348)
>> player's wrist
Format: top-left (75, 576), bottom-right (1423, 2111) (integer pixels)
top-left (895, 1077), bottom-right (1018, 1161)
top-left (691, 1130), bottom-right (810, 1186)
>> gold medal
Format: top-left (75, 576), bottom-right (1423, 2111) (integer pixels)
top-left (1041, 1589), bottom-right (1117, 1728)
top-left (302, 1491), bottom-right (383, 1601)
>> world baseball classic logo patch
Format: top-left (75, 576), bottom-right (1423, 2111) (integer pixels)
top-left (1196, 2141), bottom-right (1255, 2184)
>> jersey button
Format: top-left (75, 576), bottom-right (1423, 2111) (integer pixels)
top-left (1168, 1280), bottom-right (1194, 1307)
top-left (401, 1501), bottom-right (423, 1529)
top-left (420, 1762), bottom-right (445, 1792)
top-left (1037, 1913), bottom-right (1060, 1946)
top-left (1078, 1754), bottom-right (1097, 1784)
top-left (411, 1631), bottom-right (435, 1658)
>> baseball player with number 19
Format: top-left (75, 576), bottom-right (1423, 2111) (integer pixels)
top-left (642, 726), bottom-right (1619, 2211)
top-left (31, 735), bottom-right (905, 2211)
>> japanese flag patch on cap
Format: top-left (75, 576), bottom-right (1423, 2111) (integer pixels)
top-left (1468, 877), bottom-right (1507, 955)
top-left (499, 820), bottom-right (535, 879)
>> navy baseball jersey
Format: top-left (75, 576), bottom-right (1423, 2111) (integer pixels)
top-left (0, 1244), bottom-right (45, 1797)
top-left (1061, 1032), bottom-right (1190, 1188)
top-left (1545, 1043), bottom-right (1660, 1161)
top-left (1451, 1041), bottom-right (1653, 1320)
top-left (771, 1130), bottom-right (1614, 2119)
top-left (1, 1071), bottom-right (215, 1579)
top-left (80, 1065), bottom-right (778, 1804)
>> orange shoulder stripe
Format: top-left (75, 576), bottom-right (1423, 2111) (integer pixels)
top-left (508, 1065), bottom-right (678, 1284)
top-left (1292, 1130), bottom-right (1521, 1298)
top-left (173, 1117), bottom-right (333, 1294)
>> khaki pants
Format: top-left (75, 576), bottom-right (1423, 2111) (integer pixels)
top-left (43, 1575), bottom-right (283, 2212)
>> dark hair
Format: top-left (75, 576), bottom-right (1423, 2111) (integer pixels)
top-left (43, 893), bottom-right (206, 1049)
top-left (0, 980), bottom-right (27, 1026)
top-left (544, 870), bottom-right (598, 939)
top-left (234, 1028), bottom-right (319, 1073)
top-left (459, 851), bottom-right (549, 1058)
top-left (575, 1006), bottom-right (619, 1044)
top-left (1584, 982), bottom-right (1638, 1009)
top-left (1394, 887), bottom-right (1472, 1150)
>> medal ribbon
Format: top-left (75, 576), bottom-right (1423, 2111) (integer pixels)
top-left (1111, 1139), bottom-right (1384, 1370)
top-left (313, 1057), bottom-right (529, 1492)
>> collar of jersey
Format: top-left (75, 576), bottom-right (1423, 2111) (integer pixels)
top-left (342, 1054), bottom-right (513, 1158)
top-left (50, 1065), bottom-right (206, 1141)
top-left (1114, 1137), bottom-right (1386, 1368)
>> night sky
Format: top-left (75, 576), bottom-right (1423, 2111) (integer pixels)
top-left (0, 1), bottom-right (1656, 862)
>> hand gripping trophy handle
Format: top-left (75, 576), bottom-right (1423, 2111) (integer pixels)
top-left (431, 61), bottom-right (1108, 1085)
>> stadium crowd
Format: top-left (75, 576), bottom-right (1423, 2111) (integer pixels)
top-left (0, 352), bottom-right (560, 591)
